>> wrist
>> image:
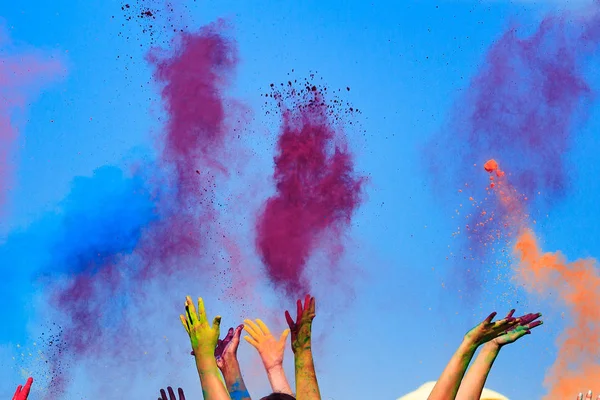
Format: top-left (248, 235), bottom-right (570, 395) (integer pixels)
top-left (266, 362), bottom-right (285, 374)
top-left (482, 340), bottom-right (501, 352)
top-left (461, 335), bottom-right (481, 350)
top-left (195, 354), bottom-right (218, 372)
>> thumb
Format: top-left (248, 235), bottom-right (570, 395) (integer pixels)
top-left (279, 328), bottom-right (291, 344)
top-left (213, 316), bottom-right (222, 330)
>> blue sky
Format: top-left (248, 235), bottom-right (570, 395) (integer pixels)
top-left (2, 0), bottom-right (599, 399)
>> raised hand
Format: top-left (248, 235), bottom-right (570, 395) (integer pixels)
top-left (577, 390), bottom-right (600, 400)
top-left (179, 295), bottom-right (230, 400)
top-left (244, 319), bottom-right (289, 370)
top-left (492, 312), bottom-right (543, 347)
top-left (429, 309), bottom-right (520, 400)
top-left (180, 296), bottom-right (221, 356)
top-left (244, 318), bottom-right (293, 395)
top-left (214, 325), bottom-right (243, 369)
top-left (158, 387), bottom-right (186, 400)
top-left (464, 310), bottom-right (520, 346)
top-left (12, 377), bottom-right (33, 400)
top-left (455, 310), bottom-right (543, 400)
top-left (286, 294), bottom-right (321, 400)
top-left (285, 294), bottom-right (316, 353)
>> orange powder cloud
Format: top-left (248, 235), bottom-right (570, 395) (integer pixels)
top-left (484, 159), bottom-right (600, 398)
top-left (515, 230), bottom-right (600, 398)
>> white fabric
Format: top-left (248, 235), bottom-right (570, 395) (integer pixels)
top-left (397, 381), bottom-right (509, 400)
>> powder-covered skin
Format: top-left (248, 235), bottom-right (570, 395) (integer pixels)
top-left (425, 11), bottom-right (600, 291)
top-left (256, 80), bottom-right (364, 297)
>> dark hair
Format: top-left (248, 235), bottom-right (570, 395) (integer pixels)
top-left (260, 394), bottom-right (296, 400)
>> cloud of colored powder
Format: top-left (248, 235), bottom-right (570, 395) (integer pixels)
top-left (425, 11), bottom-right (600, 289)
top-left (0, 27), bottom-right (63, 215)
top-left (255, 79), bottom-right (364, 297)
top-left (485, 160), bottom-right (600, 398)
top-left (0, 19), bottom-right (246, 397)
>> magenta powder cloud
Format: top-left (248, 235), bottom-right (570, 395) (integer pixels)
top-left (40, 20), bottom-right (242, 396)
top-left (256, 82), bottom-right (364, 297)
top-left (0, 28), bottom-right (63, 214)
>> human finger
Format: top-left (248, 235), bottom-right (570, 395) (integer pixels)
top-left (586, 390), bottom-right (593, 400)
top-left (279, 328), bottom-right (290, 344)
top-left (178, 388), bottom-right (186, 400)
top-left (21, 377), bottom-right (33, 398)
top-left (296, 299), bottom-right (303, 322)
top-left (212, 315), bottom-right (221, 331)
top-left (504, 309), bottom-right (516, 319)
top-left (197, 297), bottom-right (208, 325)
top-left (256, 319), bottom-right (272, 336)
top-left (232, 324), bottom-right (244, 341)
top-left (168, 386), bottom-right (177, 400)
top-left (526, 320), bottom-right (543, 331)
top-left (185, 296), bottom-right (198, 325)
top-left (13, 385), bottom-right (22, 400)
top-left (483, 311), bottom-right (497, 324)
top-left (244, 319), bottom-right (261, 338)
top-left (225, 327), bottom-right (235, 341)
top-left (160, 389), bottom-right (168, 400)
top-left (180, 315), bottom-right (190, 334)
top-left (285, 310), bottom-right (295, 330)
top-left (303, 294), bottom-right (311, 311)
top-left (244, 335), bottom-right (260, 349)
top-left (309, 296), bottom-right (316, 317)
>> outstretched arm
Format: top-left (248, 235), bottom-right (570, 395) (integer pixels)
top-left (215, 325), bottom-right (251, 400)
top-left (244, 318), bottom-right (292, 395)
top-left (180, 296), bottom-right (230, 400)
top-left (456, 312), bottom-right (542, 400)
top-left (286, 295), bottom-right (321, 400)
top-left (428, 310), bottom-right (519, 400)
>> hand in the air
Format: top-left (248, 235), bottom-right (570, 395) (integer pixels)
top-left (244, 318), bottom-right (290, 371)
top-left (492, 311), bottom-right (543, 347)
top-left (285, 294), bottom-right (316, 353)
top-left (12, 377), bottom-right (33, 400)
top-left (180, 296), bottom-right (221, 357)
top-left (214, 324), bottom-right (244, 369)
top-left (464, 309), bottom-right (520, 346)
top-left (158, 387), bottom-right (186, 400)
top-left (577, 390), bottom-right (600, 400)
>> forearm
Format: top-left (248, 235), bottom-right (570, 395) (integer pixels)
top-left (195, 355), bottom-right (231, 400)
top-left (456, 343), bottom-right (500, 400)
top-left (265, 364), bottom-right (293, 395)
top-left (294, 349), bottom-right (321, 400)
top-left (428, 339), bottom-right (478, 400)
top-left (220, 358), bottom-right (251, 400)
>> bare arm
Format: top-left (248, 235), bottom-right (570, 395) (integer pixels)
top-left (455, 342), bottom-right (499, 400)
top-left (286, 295), bottom-right (321, 400)
top-left (428, 338), bottom-right (479, 400)
top-left (428, 310), bottom-right (519, 400)
top-left (180, 296), bottom-right (230, 400)
top-left (215, 325), bottom-right (251, 400)
top-left (244, 319), bottom-right (293, 395)
top-left (456, 313), bottom-right (542, 400)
